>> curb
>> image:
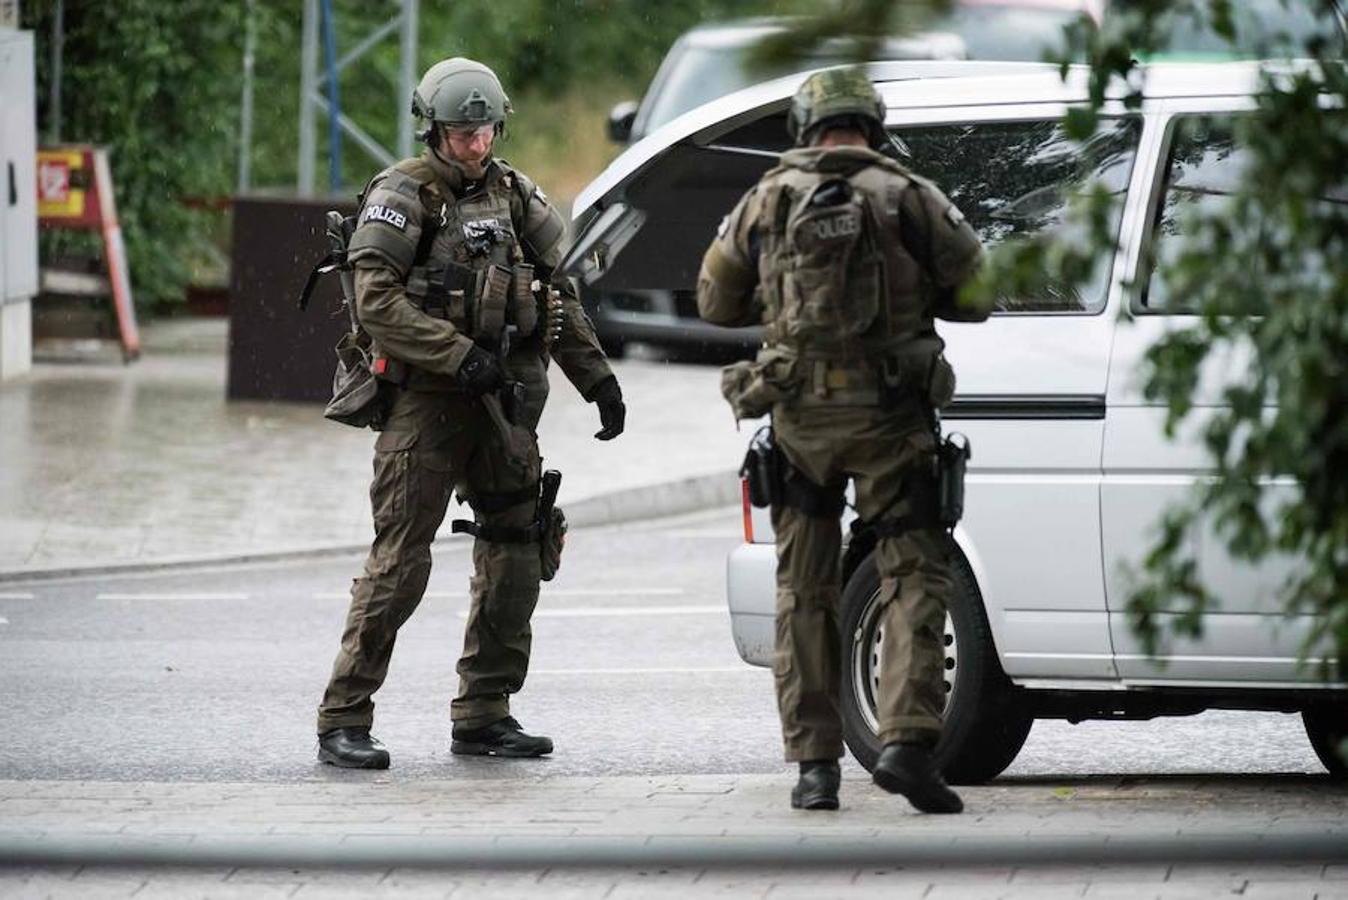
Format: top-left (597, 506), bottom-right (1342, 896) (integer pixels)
top-left (0, 470), bottom-right (740, 584)
top-left (3, 830), bottom-right (1347, 871)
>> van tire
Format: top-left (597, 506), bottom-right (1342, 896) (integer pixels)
top-left (1303, 705), bottom-right (1348, 780)
top-left (839, 539), bottom-right (1033, 785)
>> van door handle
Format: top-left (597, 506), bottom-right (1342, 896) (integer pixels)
top-left (7, 162), bottom-right (15, 207)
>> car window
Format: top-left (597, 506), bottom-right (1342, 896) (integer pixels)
top-left (639, 45), bottom-right (764, 138)
top-left (1144, 114), bottom-right (1347, 314)
top-left (636, 35), bottom-right (957, 138)
top-left (918, 7), bottom-right (1085, 61)
top-left (1142, 117), bottom-right (1244, 314)
top-left (1134, 0), bottom-right (1345, 59)
top-left (897, 117), bottom-right (1141, 313)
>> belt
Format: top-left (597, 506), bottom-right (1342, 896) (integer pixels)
top-left (799, 359), bottom-right (883, 406)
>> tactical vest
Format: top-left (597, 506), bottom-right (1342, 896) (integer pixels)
top-left (755, 153), bottom-right (938, 364)
top-left (363, 157), bottom-right (541, 347)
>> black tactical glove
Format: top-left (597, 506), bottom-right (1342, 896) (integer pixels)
top-left (457, 344), bottom-right (505, 397)
top-left (587, 376), bottom-right (626, 441)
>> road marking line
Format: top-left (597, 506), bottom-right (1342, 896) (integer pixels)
top-left (0, 592), bottom-right (35, 600)
top-left (530, 666), bottom-right (757, 676)
top-left (538, 588), bottom-right (687, 597)
top-left (533, 605), bottom-right (724, 618)
top-left (314, 588), bottom-right (689, 601)
top-left (95, 593), bottom-right (250, 602)
top-left (455, 605), bottom-right (725, 619)
top-left (310, 590), bottom-right (468, 601)
top-left (659, 530), bottom-right (744, 539)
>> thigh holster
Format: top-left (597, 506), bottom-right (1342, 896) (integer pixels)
top-left (871, 459), bottom-right (940, 538)
top-left (450, 471), bottom-right (568, 581)
top-left (779, 467), bottom-right (846, 519)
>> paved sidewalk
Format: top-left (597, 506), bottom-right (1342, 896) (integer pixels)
top-left (2, 773), bottom-right (1347, 898)
top-left (0, 319), bottom-right (747, 575)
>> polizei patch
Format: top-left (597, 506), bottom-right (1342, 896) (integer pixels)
top-left (362, 204), bottom-right (407, 230)
top-left (810, 210), bottom-right (860, 241)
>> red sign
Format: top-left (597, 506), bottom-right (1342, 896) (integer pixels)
top-left (36, 145), bottom-right (140, 359)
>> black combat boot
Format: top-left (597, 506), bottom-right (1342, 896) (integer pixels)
top-left (872, 742), bottom-right (963, 814)
top-left (791, 760), bottom-right (841, 810)
top-left (317, 727), bottom-right (390, 769)
top-left (450, 716), bottom-right (553, 758)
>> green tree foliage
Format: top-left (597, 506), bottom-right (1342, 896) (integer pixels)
top-left (21, 0), bottom-right (786, 309)
top-left (22, 1), bottom-right (249, 310)
top-left (766, 1), bottom-right (1348, 689)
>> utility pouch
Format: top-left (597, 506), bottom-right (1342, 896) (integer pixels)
top-left (510, 263), bottom-right (539, 337)
top-left (936, 432), bottom-right (971, 528)
top-left (540, 506), bottom-right (567, 581)
top-left (475, 264), bottom-right (511, 344)
top-left (927, 353), bottom-right (956, 410)
top-left (719, 345), bottom-right (800, 420)
top-left (325, 331), bottom-right (387, 429)
top-left (739, 425), bottom-right (781, 509)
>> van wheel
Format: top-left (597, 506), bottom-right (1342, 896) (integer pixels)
top-left (839, 541), bottom-right (1032, 785)
top-left (1303, 705), bottom-right (1348, 780)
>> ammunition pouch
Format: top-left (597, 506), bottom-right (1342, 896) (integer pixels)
top-left (511, 264), bottom-right (539, 337)
top-left (411, 261), bottom-right (542, 343)
top-left (476, 264), bottom-right (511, 344)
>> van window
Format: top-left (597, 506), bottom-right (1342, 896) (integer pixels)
top-left (1142, 117), bottom-right (1245, 313)
top-left (1145, 114), bottom-right (1347, 314)
top-left (897, 117), bottom-right (1141, 313)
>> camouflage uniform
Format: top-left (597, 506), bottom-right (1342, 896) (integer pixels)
top-left (697, 70), bottom-right (988, 765)
top-left (317, 68), bottom-right (615, 741)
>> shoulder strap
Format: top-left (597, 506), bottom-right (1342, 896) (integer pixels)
top-left (389, 158), bottom-right (446, 267)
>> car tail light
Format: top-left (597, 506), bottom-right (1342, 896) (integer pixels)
top-left (741, 478), bottom-right (754, 544)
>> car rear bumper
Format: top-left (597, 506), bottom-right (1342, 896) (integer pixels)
top-left (727, 541), bottom-right (775, 667)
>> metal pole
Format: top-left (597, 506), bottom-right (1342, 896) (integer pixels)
top-left (398, 0), bottom-right (418, 159)
top-left (320, 0), bottom-right (342, 193)
top-left (48, 0), bottom-right (63, 143)
top-left (297, 0), bottom-right (319, 196)
top-left (237, 0), bottom-right (255, 193)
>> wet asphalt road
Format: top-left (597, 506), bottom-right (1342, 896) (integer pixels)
top-left (0, 506), bottom-right (1327, 784)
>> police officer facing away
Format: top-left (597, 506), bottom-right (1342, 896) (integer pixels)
top-left (316, 58), bottom-right (625, 768)
top-left (697, 69), bottom-right (988, 812)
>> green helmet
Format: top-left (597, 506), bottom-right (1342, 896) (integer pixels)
top-left (787, 67), bottom-right (886, 147)
top-left (411, 57), bottom-right (512, 143)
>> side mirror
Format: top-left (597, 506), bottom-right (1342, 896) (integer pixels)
top-left (607, 100), bottom-right (639, 143)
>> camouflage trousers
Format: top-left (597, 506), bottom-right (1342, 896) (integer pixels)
top-left (316, 383), bottom-right (545, 734)
top-left (770, 401), bottom-right (954, 762)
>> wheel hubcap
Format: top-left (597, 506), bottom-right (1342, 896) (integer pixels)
top-left (852, 588), bottom-right (957, 736)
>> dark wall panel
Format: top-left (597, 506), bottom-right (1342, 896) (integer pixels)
top-left (228, 195), bottom-right (356, 403)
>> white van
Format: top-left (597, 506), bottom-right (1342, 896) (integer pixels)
top-left (565, 61), bottom-right (1347, 783)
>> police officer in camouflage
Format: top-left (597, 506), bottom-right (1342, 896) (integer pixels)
top-left (316, 58), bottom-right (625, 768)
top-left (697, 68), bottom-right (988, 812)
